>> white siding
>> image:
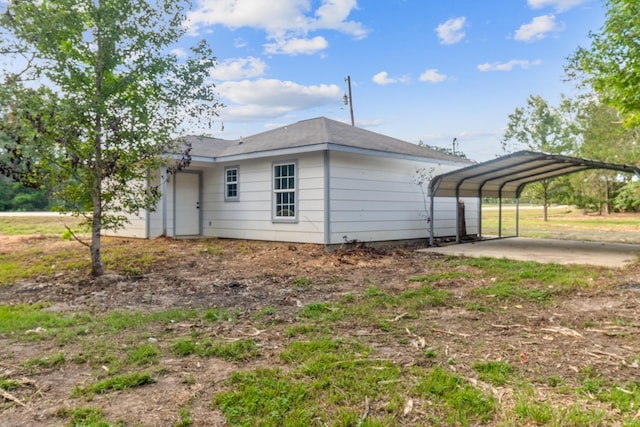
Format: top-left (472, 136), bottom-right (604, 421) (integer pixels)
top-left (200, 152), bottom-right (326, 244)
top-left (103, 171), bottom-right (164, 238)
top-left (326, 151), bottom-right (476, 244)
top-left (116, 151), bottom-right (479, 244)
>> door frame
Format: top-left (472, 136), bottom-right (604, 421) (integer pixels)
top-left (172, 170), bottom-right (202, 236)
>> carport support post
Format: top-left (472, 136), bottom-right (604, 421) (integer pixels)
top-left (429, 192), bottom-right (435, 246)
top-left (455, 196), bottom-right (460, 243)
top-left (516, 198), bottom-right (520, 237)
top-left (498, 196), bottom-right (502, 238)
top-left (477, 196), bottom-right (482, 239)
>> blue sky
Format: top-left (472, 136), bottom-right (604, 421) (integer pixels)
top-left (181, 0), bottom-right (604, 161)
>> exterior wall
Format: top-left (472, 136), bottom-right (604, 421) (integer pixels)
top-left (198, 152), bottom-right (326, 244)
top-left (114, 151), bottom-right (479, 244)
top-left (430, 197), bottom-right (479, 238)
top-left (326, 151), bottom-right (476, 245)
top-left (102, 170), bottom-right (164, 238)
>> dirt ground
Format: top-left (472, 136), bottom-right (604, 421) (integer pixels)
top-left (1, 235), bottom-right (640, 426)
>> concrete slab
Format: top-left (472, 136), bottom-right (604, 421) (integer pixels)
top-left (419, 237), bottom-right (640, 268)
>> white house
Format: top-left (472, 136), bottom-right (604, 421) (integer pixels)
top-left (108, 117), bottom-right (479, 245)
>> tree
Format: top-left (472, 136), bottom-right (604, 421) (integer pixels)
top-left (567, 0), bottom-right (640, 128)
top-left (501, 95), bottom-right (577, 221)
top-left (0, 0), bottom-right (220, 276)
top-left (571, 100), bottom-right (639, 214)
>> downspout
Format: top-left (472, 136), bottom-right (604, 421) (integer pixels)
top-left (145, 171), bottom-right (150, 239)
top-left (161, 166), bottom-right (167, 236)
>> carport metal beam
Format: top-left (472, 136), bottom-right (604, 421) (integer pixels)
top-left (428, 151), bottom-right (640, 245)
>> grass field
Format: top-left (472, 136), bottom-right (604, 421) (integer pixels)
top-left (480, 205), bottom-right (640, 243)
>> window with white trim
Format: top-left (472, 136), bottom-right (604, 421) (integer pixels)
top-left (224, 166), bottom-right (239, 201)
top-left (273, 162), bottom-right (296, 219)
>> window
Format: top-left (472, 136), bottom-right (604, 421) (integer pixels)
top-left (273, 162), bottom-right (296, 219)
top-left (224, 167), bottom-right (239, 201)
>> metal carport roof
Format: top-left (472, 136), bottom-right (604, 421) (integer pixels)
top-left (430, 150), bottom-right (640, 199)
top-left (428, 150), bottom-right (640, 244)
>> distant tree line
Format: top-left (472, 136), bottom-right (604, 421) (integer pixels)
top-left (0, 175), bottom-right (50, 211)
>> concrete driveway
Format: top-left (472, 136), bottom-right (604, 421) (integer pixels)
top-left (419, 237), bottom-right (640, 268)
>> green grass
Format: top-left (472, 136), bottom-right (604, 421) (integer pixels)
top-left (126, 343), bottom-right (161, 366)
top-left (56, 406), bottom-right (116, 427)
top-left (481, 205), bottom-right (640, 242)
top-left (460, 257), bottom-right (597, 303)
top-left (414, 366), bottom-right (497, 425)
top-left (293, 276), bottom-right (313, 288)
top-left (170, 337), bottom-right (261, 361)
top-left (72, 371), bottom-right (156, 398)
top-left (472, 360), bottom-right (514, 386)
top-left (214, 337), bottom-right (498, 426)
top-left (22, 352), bottom-right (66, 369)
top-left (0, 215), bottom-right (85, 236)
top-left (0, 378), bottom-right (20, 390)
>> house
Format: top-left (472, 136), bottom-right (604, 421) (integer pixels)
top-left (108, 117), bottom-right (479, 245)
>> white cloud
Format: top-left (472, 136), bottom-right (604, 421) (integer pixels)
top-left (514, 15), bottom-right (560, 41)
top-left (216, 78), bottom-right (342, 120)
top-left (264, 36), bottom-right (329, 55)
top-left (372, 71), bottom-right (396, 85)
top-left (311, 0), bottom-right (368, 39)
top-left (170, 48), bottom-right (187, 59)
top-left (371, 71), bottom-right (409, 85)
top-left (435, 17), bottom-right (467, 45)
top-left (477, 59), bottom-right (542, 72)
top-left (419, 69), bottom-right (448, 83)
top-left (210, 57), bottom-right (267, 81)
top-left (527, 0), bottom-right (588, 12)
top-left (186, 0), bottom-right (368, 54)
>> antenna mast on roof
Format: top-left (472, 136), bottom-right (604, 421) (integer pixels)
top-left (343, 75), bottom-right (355, 126)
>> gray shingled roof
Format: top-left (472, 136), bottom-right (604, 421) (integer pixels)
top-left (183, 117), bottom-right (469, 163)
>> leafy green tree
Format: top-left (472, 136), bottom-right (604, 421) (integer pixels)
top-left (571, 100), bottom-right (639, 214)
top-left (501, 95), bottom-right (577, 221)
top-left (0, 175), bottom-right (48, 211)
top-left (567, 0), bottom-right (640, 128)
top-left (0, 0), bottom-right (220, 276)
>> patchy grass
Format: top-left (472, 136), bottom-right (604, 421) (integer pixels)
top-left (2, 213), bottom-right (640, 425)
top-left (0, 215), bottom-right (85, 236)
top-left (56, 406), bottom-right (116, 427)
top-left (72, 371), bottom-right (156, 398)
top-left (472, 360), bottom-right (514, 386)
top-left (170, 337), bottom-right (261, 361)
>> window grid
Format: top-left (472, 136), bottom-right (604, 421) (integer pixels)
top-left (274, 163), bottom-right (296, 218)
top-left (225, 167), bottom-right (239, 201)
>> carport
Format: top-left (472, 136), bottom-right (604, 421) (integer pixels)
top-left (429, 150), bottom-right (640, 245)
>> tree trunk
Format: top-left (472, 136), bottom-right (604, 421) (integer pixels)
top-left (90, 4), bottom-right (105, 278)
top-left (90, 206), bottom-right (104, 277)
top-left (605, 177), bottom-right (610, 215)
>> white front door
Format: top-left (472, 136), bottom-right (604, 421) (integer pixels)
top-left (174, 172), bottom-right (201, 236)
